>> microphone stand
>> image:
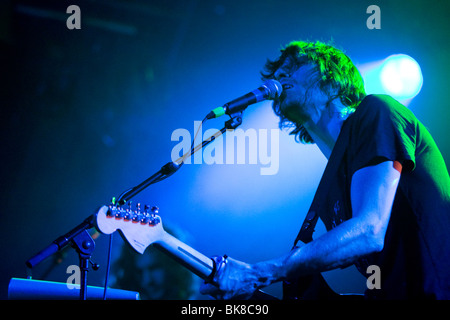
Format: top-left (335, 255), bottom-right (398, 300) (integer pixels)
top-left (115, 112), bottom-right (243, 205)
top-left (26, 215), bottom-right (96, 300)
top-left (25, 112), bottom-right (243, 300)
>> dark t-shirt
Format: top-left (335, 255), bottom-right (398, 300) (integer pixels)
top-left (305, 94), bottom-right (450, 299)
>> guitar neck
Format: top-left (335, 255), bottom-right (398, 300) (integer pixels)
top-left (152, 230), bottom-right (278, 300)
top-left (153, 231), bottom-right (214, 280)
top-left (95, 205), bottom-right (278, 300)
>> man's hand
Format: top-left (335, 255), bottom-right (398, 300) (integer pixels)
top-left (200, 256), bottom-right (269, 300)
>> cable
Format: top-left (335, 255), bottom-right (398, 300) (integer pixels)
top-left (178, 116), bottom-right (207, 166)
top-left (103, 233), bottom-right (113, 300)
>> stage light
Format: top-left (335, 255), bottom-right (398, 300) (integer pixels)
top-left (379, 54), bottom-right (423, 101)
top-left (359, 54), bottom-right (423, 105)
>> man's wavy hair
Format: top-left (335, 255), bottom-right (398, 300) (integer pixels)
top-left (261, 41), bottom-right (366, 143)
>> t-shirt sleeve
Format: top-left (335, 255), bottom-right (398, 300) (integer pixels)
top-left (348, 95), bottom-right (417, 176)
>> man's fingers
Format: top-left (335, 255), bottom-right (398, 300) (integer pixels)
top-left (199, 282), bottom-right (220, 296)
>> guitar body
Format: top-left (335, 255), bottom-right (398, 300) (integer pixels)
top-left (283, 273), bottom-right (341, 300)
top-left (282, 245), bottom-right (363, 300)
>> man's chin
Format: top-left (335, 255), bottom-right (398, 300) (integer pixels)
top-left (280, 104), bottom-right (304, 123)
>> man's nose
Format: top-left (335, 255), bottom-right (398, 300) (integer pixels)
top-left (274, 69), bottom-right (289, 79)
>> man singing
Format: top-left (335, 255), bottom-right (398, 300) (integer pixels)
top-left (201, 41), bottom-right (450, 300)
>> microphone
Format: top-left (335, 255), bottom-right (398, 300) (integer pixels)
top-left (206, 80), bottom-right (283, 119)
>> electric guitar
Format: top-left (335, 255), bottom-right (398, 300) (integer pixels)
top-left (95, 204), bottom-right (278, 300)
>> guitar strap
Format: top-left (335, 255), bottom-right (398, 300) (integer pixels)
top-left (294, 209), bottom-right (318, 245)
top-left (283, 121), bottom-right (352, 300)
top-left (283, 161), bottom-right (339, 300)
top-left (293, 117), bottom-right (351, 247)
top-left (292, 151), bottom-right (338, 247)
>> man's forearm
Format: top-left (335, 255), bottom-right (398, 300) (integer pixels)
top-left (253, 216), bottom-right (384, 285)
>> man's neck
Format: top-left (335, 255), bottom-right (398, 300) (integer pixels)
top-left (304, 114), bottom-right (345, 159)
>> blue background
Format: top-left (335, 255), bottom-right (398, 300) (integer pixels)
top-left (1, 0), bottom-right (449, 299)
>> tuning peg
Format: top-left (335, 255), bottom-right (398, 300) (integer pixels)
top-left (149, 215), bottom-right (161, 226)
top-left (123, 208), bottom-right (132, 221)
top-left (114, 207), bottom-right (124, 219)
top-left (151, 206), bottom-right (159, 214)
top-left (106, 207), bottom-right (114, 217)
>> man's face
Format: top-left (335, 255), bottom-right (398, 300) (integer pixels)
top-left (273, 58), bottom-right (328, 125)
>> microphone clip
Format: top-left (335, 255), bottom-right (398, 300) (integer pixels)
top-left (224, 111), bottom-right (243, 130)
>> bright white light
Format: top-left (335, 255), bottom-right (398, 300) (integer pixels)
top-left (379, 54), bottom-right (423, 101)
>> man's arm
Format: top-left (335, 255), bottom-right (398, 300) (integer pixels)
top-left (201, 161), bottom-right (402, 299)
top-left (277, 160), bottom-right (402, 279)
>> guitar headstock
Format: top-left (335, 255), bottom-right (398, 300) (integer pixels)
top-left (95, 204), bottom-right (164, 254)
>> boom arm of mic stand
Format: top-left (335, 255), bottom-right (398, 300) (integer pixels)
top-left (115, 113), bottom-right (243, 205)
top-left (25, 215), bottom-right (97, 300)
top-left (26, 215), bottom-right (95, 269)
